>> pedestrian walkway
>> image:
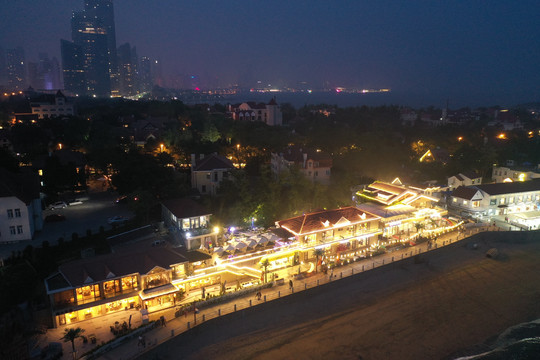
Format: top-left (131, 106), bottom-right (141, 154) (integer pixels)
top-left (87, 225), bottom-right (496, 360)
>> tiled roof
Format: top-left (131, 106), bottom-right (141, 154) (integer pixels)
top-left (161, 198), bottom-right (210, 219)
top-left (277, 206), bottom-right (379, 236)
top-left (277, 146), bottom-right (332, 166)
top-left (193, 154), bottom-right (234, 171)
top-left (452, 186), bottom-right (480, 200)
top-left (56, 247), bottom-right (187, 288)
top-left (476, 179), bottom-right (540, 195)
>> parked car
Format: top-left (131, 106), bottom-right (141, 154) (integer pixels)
top-left (67, 198), bottom-right (83, 206)
top-left (115, 196), bottom-right (128, 204)
top-left (108, 215), bottom-right (128, 225)
top-left (49, 201), bottom-right (67, 210)
top-left (45, 214), bottom-right (66, 222)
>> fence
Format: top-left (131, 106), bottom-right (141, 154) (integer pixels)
top-left (109, 225), bottom-right (495, 360)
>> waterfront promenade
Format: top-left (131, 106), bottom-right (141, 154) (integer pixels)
top-left (77, 224), bottom-right (495, 360)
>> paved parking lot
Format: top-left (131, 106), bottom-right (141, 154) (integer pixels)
top-left (0, 190), bottom-right (134, 259)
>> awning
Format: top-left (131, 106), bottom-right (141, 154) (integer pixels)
top-left (140, 283), bottom-right (178, 300)
top-left (498, 205), bottom-right (508, 208)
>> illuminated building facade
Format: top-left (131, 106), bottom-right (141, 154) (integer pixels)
top-left (274, 206), bottom-right (381, 267)
top-left (161, 198), bottom-right (218, 250)
top-left (450, 180), bottom-right (540, 221)
top-left (492, 166), bottom-right (540, 184)
top-left (45, 247), bottom-right (188, 328)
top-left (355, 179), bottom-right (447, 243)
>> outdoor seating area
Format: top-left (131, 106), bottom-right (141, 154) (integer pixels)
top-left (214, 233), bottom-right (280, 258)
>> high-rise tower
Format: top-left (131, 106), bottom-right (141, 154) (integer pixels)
top-left (84, 0), bottom-right (119, 96)
top-left (6, 47), bottom-right (26, 90)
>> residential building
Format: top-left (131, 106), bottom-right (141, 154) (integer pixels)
top-left (492, 165), bottom-right (540, 183)
top-left (0, 169), bottom-right (43, 243)
top-left (447, 172), bottom-right (482, 190)
top-left (161, 197), bottom-right (218, 251)
top-left (30, 90), bottom-right (75, 119)
top-left (271, 146), bottom-right (332, 185)
top-left (449, 180), bottom-right (540, 223)
top-left (228, 97), bottom-right (282, 126)
top-left (273, 206), bottom-right (381, 269)
top-left (191, 154), bottom-right (234, 196)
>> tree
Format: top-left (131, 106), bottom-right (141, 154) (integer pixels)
top-left (313, 248), bottom-right (324, 273)
top-left (61, 327), bottom-right (85, 353)
top-left (259, 258), bottom-right (270, 283)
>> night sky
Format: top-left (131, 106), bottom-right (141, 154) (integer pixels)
top-left (2, 0), bottom-right (540, 107)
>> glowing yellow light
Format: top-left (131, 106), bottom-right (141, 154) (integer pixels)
top-left (497, 133), bottom-right (507, 139)
top-left (519, 173), bottom-right (525, 182)
top-left (458, 136), bottom-right (463, 141)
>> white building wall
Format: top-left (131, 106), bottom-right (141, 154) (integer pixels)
top-left (0, 196), bottom-right (33, 243)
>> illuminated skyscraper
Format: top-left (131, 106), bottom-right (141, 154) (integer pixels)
top-left (117, 43), bottom-right (138, 96)
top-left (6, 47), bottom-right (26, 90)
top-left (84, 0), bottom-right (119, 96)
top-left (61, 0), bottom-right (118, 97)
top-left (61, 39), bottom-right (86, 96)
top-left (139, 56), bottom-right (153, 93)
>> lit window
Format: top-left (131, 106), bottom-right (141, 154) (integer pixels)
top-left (463, 200), bottom-right (468, 205)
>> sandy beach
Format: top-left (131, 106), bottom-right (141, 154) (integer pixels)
top-left (139, 231), bottom-right (540, 360)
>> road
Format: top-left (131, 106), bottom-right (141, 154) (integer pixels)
top-left (0, 189), bottom-right (133, 260)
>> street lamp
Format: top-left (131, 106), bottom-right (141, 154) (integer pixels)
top-left (160, 143), bottom-right (164, 152)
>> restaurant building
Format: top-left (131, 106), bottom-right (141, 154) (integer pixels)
top-left (44, 247), bottom-right (188, 327)
top-left (355, 179), bottom-right (447, 243)
top-left (273, 206), bottom-right (381, 269)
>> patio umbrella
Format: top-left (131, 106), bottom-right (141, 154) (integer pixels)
top-left (257, 235), bottom-right (269, 245)
top-left (213, 246), bottom-right (224, 254)
top-left (224, 244), bottom-right (236, 252)
top-left (245, 239), bottom-right (258, 248)
top-left (235, 242), bottom-right (248, 251)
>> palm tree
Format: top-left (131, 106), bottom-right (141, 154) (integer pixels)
top-left (61, 327), bottom-right (85, 353)
top-left (414, 222), bottom-right (425, 234)
top-left (259, 258), bottom-right (270, 283)
top-left (313, 248), bottom-right (324, 273)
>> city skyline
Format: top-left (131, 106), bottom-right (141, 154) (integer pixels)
top-left (1, 1), bottom-right (540, 106)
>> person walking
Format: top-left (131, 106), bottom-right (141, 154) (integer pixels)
top-left (289, 279), bottom-right (293, 293)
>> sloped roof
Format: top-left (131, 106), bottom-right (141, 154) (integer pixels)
top-left (161, 197), bottom-right (211, 219)
top-left (276, 206), bottom-right (379, 236)
top-left (277, 146), bottom-right (332, 166)
top-left (56, 247), bottom-right (187, 289)
top-left (0, 168), bottom-right (40, 204)
top-left (476, 179), bottom-right (540, 196)
top-left (452, 186), bottom-right (480, 200)
top-left (193, 154), bottom-right (234, 171)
